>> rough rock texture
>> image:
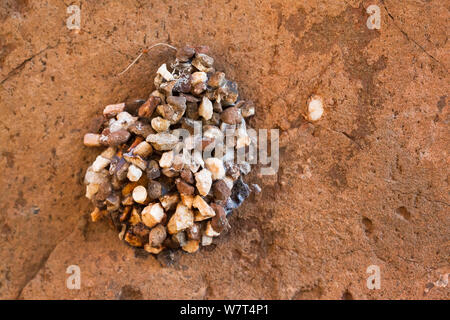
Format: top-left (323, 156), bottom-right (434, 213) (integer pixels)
top-left (0, 0), bottom-right (448, 299)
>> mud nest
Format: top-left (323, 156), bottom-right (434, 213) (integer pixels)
top-left (83, 45), bottom-right (257, 254)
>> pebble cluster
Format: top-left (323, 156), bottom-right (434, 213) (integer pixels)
top-left (83, 45), bottom-right (255, 254)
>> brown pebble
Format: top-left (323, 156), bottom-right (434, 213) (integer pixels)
top-left (192, 82), bottom-right (207, 95)
top-left (146, 160), bottom-right (160, 180)
top-left (131, 222), bottom-right (150, 242)
top-left (195, 53), bottom-right (214, 67)
top-left (128, 121), bottom-right (155, 138)
top-left (186, 102), bottom-right (199, 120)
top-left (159, 80), bottom-right (176, 96)
top-left (148, 224), bottom-right (167, 247)
top-left (212, 180), bottom-right (231, 200)
top-left (208, 72), bottom-right (226, 88)
top-left (210, 203), bottom-right (227, 233)
top-left (115, 158), bottom-right (130, 181)
top-left (167, 95), bottom-right (187, 113)
top-left (176, 45), bottom-right (195, 62)
top-left (213, 101), bottom-right (223, 113)
top-left (220, 107), bottom-right (242, 124)
top-left (94, 181), bottom-right (112, 201)
top-left (180, 93), bottom-right (200, 103)
top-left (104, 129), bottom-right (131, 146)
top-left (224, 161), bottom-right (240, 180)
top-left (138, 96), bottom-right (161, 118)
top-left (176, 178), bottom-right (195, 195)
top-left (120, 206), bottom-right (132, 222)
top-left (174, 75), bottom-right (192, 93)
top-left (125, 99), bottom-right (146, 115)
top-left (239, 100), bottom-right (255, 118)
top-left (124, 230), bottom-right (143, 247)
top-left (147, 180), bottom-right (162, 200)
top-left (180, 168), bottom-right (195, 184)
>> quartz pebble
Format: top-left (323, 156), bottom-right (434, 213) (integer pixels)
top-left (307, 95), bottom-right (324, 121)
top-left (146, 133), bottom-right (179, 151)
top-left (193, 195), bottom-right (216, 221)
top-left (205, 158), bottom-right (225, 180)
top-left (83, 45), bottom-right (257, 255)
top-left (142, 203), bottom-right (165, 228)
top-left (199, 96), bottom-right (213, 120)
top-left (127, 164), bottom-right (142, 182)
top-left (157, 63), bottom-right (175, 81)
top-left (151, 117), bottom-right (171, 132)
top-left (167, 203), bottom-right (194, 234)
top-left (195, 169), bottom-right (212, 196)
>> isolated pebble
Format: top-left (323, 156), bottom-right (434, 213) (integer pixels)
top-left (307, 95), bottom-right (324, 121)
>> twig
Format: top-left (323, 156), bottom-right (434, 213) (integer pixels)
top-left (117, 43), bottom-right (177, 76)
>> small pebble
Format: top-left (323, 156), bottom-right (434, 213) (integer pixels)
top-left (220, 107), bottom-right (242, 124)
top-left (151, 117), bottom-right (171, 132)
top-left (127, 164), bottom-right (142, 182)
top-left (307, 95), bottom-right (324, 121)
top-left (212, 180), bottom-right (231, 200)
top-left (193, 195), bottom-right (216, 221)
top-left (146, 133), bottom-right (179, 151)
top-left (159, 151), bottom-right (174, 168)
top-left (176, 178), bottom-right (195, 195)
top-left (195, 169), bottom-right (212, 196)
top-left (205, 158), bottom-right (225, 180)
top-left (142, 203), bottom-right (165, 228)
top-left (198, 96), bottom-right (213, 120)
top-left (132, 185), bottom-right (147, 204)
top-left (157, 63), bottom-right (174, 81)
top-left (167, 203), bottom-right (194, 234)
top-left (148, 224), bottom-right (167, 247)
top-left (176, 45), bottom-right (195, 62)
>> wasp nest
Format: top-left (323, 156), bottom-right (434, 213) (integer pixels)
top-left (83, 45), bottom-right (256, 254)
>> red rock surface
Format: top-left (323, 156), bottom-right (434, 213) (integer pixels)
top-left (0, 0), bottom-right (448, 299)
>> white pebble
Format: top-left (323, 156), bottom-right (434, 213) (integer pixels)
top-left (142, 203), bottom-right (165, 228)
top-left (133, 141), bottom-right (152, 158)
top-left (167, 204), bottom-right (194, 234)
top-left (308, 96), bottom-right (324, 121)
top-left (103, 103), bottom-right (125, 117)
top-left (205, 158), bottom-right (225, 180)
top-left (151, 117), bottom-right (171, 132)
top-left (127, 164), bottom-right (142, 181)
top-left (159, 151), bottom-right (174, 168)
top-left (92, 155), bottom-right (111, 172)
top-left (132, 186), bottom-right (147, 204)
top-left (191, 71), bottom-right (207, 85)
top-left (195, 168), bottom-right (212, 196)
top-left (201, 235), bottom-right (213, 246)
top-left (199, 96), bottom-right (213, 120)
top-left (157, 63), bottom-right (174, 81)
top-left (205, 221), bottom-right (220, 237)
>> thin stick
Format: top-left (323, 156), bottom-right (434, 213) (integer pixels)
top-left (117, 43), bottom-right (178, 76)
